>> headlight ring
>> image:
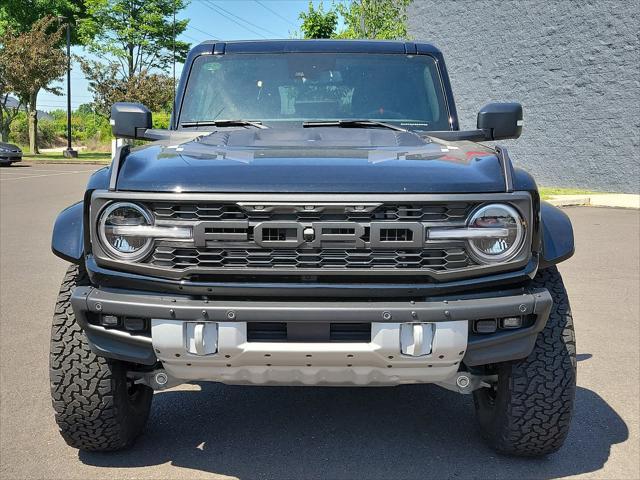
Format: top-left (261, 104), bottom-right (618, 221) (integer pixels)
top-left (98, 202), bottom-right (154, 261)
top-left (466, 203), bottom-right (525, 264)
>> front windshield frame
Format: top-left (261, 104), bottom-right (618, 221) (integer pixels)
top-left (176, 52), bottom-right (453, 132)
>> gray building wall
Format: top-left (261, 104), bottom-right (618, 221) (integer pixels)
top-left (408, 0), bottom-right (639, 193)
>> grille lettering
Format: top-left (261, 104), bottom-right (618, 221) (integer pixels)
top-left (194, 220), bottom-right (426, 249)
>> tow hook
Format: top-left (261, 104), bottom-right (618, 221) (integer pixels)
top-left (436, 372), bottom-right (497, 394)
top-left (129, 369), bottom-right (182, 390)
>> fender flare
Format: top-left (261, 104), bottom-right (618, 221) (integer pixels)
top-left (539, 201), bottom-right (575, 268)
top-left (51, 201), bottom-right (84, 263)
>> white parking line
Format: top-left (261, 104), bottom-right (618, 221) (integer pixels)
top-left (0, 171), bottom-right (94, 181)
top-left (2, 166), bottom-right (98, 172)
top-left (0, 170), bottom-right (33, 175)
top-left (2, 168), bottom-right (96, 173)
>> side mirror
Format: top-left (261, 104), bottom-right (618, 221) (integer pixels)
top-left (477, 103), bottom-right (523, 140)
top-left (110, 102), bottom-right (152, 139)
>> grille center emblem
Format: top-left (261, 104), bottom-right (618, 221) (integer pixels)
top-left (303, 227), bottom-right (316, 242)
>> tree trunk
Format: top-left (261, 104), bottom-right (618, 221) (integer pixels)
top-left (28, 92), bottom-right (39, 154)
top-left (0, 107), bottom-right (7, 142)
top-left (128, 44), bottom-right (135, 81)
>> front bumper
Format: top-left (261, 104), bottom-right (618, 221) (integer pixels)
top-left (0, 151), bottom-right (22, 163)
top-left (71, 287), bottom-right (552, 386)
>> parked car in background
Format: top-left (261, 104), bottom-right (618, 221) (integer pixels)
top-left (0, 142), bottom-right (22, 166)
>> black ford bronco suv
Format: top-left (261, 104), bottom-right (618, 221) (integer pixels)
top-left (50, 40), bottom-right (576, 456)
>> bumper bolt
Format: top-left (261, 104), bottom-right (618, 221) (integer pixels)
top-left (155, 372), bottom-right (168, 387)
top-left (227, 311), bottom-right (236, 320)
top-left (95, 302), bottom-right (102, 311)
top-left (456, 375), bottom-right (471, 389)
top-left (382, 311), bottom-right (392, 321)
top-left (519, 304), bottom-right (527, 313)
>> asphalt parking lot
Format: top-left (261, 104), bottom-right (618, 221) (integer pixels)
top-left (1, 163), bottom-right (638, 480)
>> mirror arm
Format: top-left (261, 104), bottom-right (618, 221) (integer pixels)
top-left (134, 127), bottom-right (152, 140)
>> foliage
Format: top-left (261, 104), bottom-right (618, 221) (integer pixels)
top-left (9, 109), bottom-right (112, 149)
top-left (0, 58), bottom-right (22, 141)
top-left (0, 16), bottom-right (66, 153)
top-left (79, 58), bottom-right (175, 118)
top-left (299, 1), bottom-right (338, 39)
top-left (153, 111), bottom-right (171, 129)
top-left (297, 0), bottom-right (413, 40)
top-left (9, 112), bottom-right (32, 146)
top-left (79, 0), bottom-right (190, 81)
top-left (8, 108), bottom-right (170, 150)
top-left (0, 0), bottom-right (88, 43)
top-left (9, 113), bottom-right (58, 148)
top-left (335, 0), bottom-right (412, 39)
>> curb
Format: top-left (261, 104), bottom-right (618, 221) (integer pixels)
top-left (547, 194), bottom-right (639, 210)
top-left (546, 196), bottom-right (591, 207)
top-left (23, 160), bottom-right (111, 166)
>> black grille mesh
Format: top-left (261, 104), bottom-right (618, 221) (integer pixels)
top-left (151, 246), bottom-right (471, 270)
top-left (145, 201), bottom-right (478, 272)
top-left (151, 202), bottom-right (472, 222)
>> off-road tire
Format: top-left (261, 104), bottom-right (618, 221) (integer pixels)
top-left (49, 264), bottom-right (153, 451)
top-left (473, 266), bottom-right (576, 456)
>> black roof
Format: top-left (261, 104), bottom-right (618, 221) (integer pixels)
top-left (194, 39), bottom-right (441, 55)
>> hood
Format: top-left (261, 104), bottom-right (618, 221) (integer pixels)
top-left (115, 128), bottom-right (506, 193)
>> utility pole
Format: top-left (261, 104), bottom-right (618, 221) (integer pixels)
top-left (172, 0), bottom-right (176, 125)
top-left (62, 19), bottom-right (77, 158)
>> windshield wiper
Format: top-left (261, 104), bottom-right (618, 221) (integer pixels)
top-left (181, 120), bottom-right (268, 129)
top-left (302, 119), bottom-right (407, 132)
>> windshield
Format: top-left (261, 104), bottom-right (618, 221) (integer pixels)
top-left (179, 53), bottom-right (450, 131)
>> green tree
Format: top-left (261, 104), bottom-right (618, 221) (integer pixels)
top-left (295, 0), bottom-right (413, 40)
top-left (80, 0), bottom-right (190, 81)
top-left (299, 1), bottom-right (338, 39)
top-left (0, 0), bottom-right (88, 40)
top-left (336, 0), bottom-right (412, 40)
top-left (0, 61), bottom-right (22, 142)
top-left (79, 58), bottom-right (175, 118)
top-left (0, 1), bottom-right (91, 142)
top-left (0, 16), bottom-right (66, 153)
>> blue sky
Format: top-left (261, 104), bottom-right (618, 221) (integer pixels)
top-left (38, 0), bottom-right (319, 112)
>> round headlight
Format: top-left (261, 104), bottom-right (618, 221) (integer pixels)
top-left (98, 202), bottom-right (153, 261)
top-left (467, 204), bottom-right (524, 263)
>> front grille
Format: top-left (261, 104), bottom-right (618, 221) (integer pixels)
top-left (150, 202), bottom-right (473, 222)
top-left (153, 203), bottom-right (246, 221)
top-left (246, 322), bottom-right (371, 342)
top-left (91, 192), bottom-right (532, 282)
top-left (143, 200), bottom-right (479, 272)
top-left (151, 246), bottom-right (471, 270)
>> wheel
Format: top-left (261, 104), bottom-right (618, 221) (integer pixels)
top-left (473, 266), bottom-right (576, 456)
top-left (49, 264), bottom-right (153, 451)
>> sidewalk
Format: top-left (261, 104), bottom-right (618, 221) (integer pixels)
top-left (547, 194), bottom-right (639, 209)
